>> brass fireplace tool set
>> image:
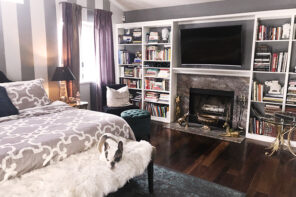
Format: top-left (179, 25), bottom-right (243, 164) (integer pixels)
top-left (176, 95), bottom-right (246, 138)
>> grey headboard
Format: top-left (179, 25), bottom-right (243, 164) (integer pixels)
top-left (0, 71), bottom-right (12, 83)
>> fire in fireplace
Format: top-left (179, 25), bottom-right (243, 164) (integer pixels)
top-left (189, 88), bottom-right (235, 129)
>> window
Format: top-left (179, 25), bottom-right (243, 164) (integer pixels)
top-left (80, 21), bottom-right (98, 83)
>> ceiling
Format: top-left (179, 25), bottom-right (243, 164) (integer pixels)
top-left (110, 0), bottom-right (224, 11)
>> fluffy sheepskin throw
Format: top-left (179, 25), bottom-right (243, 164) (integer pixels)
top-left (0, 140), bottom-right (153, 197)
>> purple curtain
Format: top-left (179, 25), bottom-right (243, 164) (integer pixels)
top-left (91, 9), bottom-right (115, 111)
top-left (62, 2), bottom-right (82, 98)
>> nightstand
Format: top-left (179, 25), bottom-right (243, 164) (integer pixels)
top-left (68, 101), bottom-right (88, 109)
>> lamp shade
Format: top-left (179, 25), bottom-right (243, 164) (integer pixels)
top-left (52, 67), bottom-right (76, 81)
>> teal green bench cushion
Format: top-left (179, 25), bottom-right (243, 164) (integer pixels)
top-left (121, 109), bottom-right (151, 141)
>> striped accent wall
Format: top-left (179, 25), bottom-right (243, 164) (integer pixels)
top-left (0, 0), bottom-right (106, 99)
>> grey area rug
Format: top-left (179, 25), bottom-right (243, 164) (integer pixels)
top-left (108, 165), bottom-right (245, 197)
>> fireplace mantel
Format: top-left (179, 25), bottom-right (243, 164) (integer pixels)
top-left (173, 67), bottom-right (251, 77)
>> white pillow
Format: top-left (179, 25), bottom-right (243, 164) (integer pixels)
top-left (106, 86), bottom-right (131, 107)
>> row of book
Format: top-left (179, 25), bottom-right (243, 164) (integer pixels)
top-left (264, 104), bottom-right (282, 116)
top-left (249, 117), bottom-right (277, 136)
top-left (144, 92), bottom-right (169, 103)
top-left (120, 79), bottom-right (142, 89)
top-left (286, 80), bottom-right (296, 104)
top-left (118, 50), bottom-right (136, 64)
top-left (144, 62), bottom-right (170, 68)
top-left (145, 68), bottom-right (170, 78)
top-left (146, 46), bottom-right (171, 61)
top-left (121, 67), bottom-right (142, 78)
top-left (144, 103), bottom-right (169, 118)
top-left (252, 81), bottom-right (283, 103)
top-left (254, 51), bottom-right (288, 72)
top-left (145, 79), bottom-right (169, 91)
top-left (257, 25), bottom-right (286, 40)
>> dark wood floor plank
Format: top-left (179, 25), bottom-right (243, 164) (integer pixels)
top-left (150, 122), bottom-right (296, 197)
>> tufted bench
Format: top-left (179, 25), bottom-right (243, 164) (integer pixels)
top-left (121, 109), bottom-right (151, 141)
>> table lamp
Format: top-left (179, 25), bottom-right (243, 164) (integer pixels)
top-left (52, 66), bottom-right (76, 102)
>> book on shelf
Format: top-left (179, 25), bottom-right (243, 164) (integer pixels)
top-left (249, 117), bottom-right (276, 136)
top-left (257, 24), bottom-right (286, 41)
top-left (286, 80), bottom-right (296, 104)
top-left (118, 50), bottom-right (136, 64)
top-left (146, 45), bottom-right (171, 61)
top-left (144, 103), bottom-right (169, 118)
top-left (145, 92), bottom-right (169, 103)
top-left (121, 67), bottom-right (142, 78)
top-left (145, 79), bottom-right (169, 91)
top-left (264, 104), bottom-right (282, 116)
top-left (145, 68), bottom-right (170, 78)
top-left (121, 79), bottom-right (142, 89)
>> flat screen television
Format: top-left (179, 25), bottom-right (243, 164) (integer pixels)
top-left (180, 25), bottom-right (242, 66)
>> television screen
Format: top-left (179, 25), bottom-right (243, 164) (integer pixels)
top-left (180, 25), bottom-right (242, 66)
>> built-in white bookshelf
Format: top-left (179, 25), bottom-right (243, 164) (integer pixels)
top-left (116, 8), bottom-right (296, 145)
top-left (115, 22), bottom-right (176, 123)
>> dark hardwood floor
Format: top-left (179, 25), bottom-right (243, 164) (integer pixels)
top-left (150, 122), bottom-right (296, 197)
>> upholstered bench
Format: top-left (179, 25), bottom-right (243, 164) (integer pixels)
top-left (0, 138), bottom-right (155, 197)
top-left (121, 109), bottom-right (151, 141)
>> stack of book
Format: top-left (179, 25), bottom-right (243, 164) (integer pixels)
top-left (286, 107), bottom-right (296, 114)
top-left (122, 67), bottom-right (142, 78)
top-left (270, 52), bottom-right (289, 72)
top-left (286, 80), bottom-right (296, 105)
top-left (263, 93), bottom-right (283, 103)
top-left (145, 92), bottom-right (159, 102)
top-left (264, 104), bottom-right (282, 116)
top-left (257, 24), bottom-right (284, 40)
top-left (145, 68), bottom-right (158, 77)
top-left (118, 50), bottom-right (135, 64)
top-left (145, 79), bottom-right (169, 91)
top-left (130, 92), bottom-right (142, 108)
top-left (158, 94), bottom-right (169, 103)
top-left (144, 103), bottom-right (169, 118)
top-left (121, 79), bottom-right (142, 89)
top-left (254, 52), bottom-right (271, 71)
top-left (146, 45), bottom-right (171, 61)
top-left (157, 69), bottom-right (170, 78)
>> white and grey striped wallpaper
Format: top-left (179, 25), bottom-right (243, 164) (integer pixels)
top-left (0, 0), bottom-right (117, 99)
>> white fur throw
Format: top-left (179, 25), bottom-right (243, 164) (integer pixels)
top-left (0, 140), bottom-right (153, 197)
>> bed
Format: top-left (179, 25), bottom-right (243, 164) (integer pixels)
top-left (0, 72), bottom-right (136, 183)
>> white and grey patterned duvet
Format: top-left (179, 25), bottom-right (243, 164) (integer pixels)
top-left (0, 101), bottom-right (135, 183)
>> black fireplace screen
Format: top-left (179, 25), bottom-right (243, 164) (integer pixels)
top-left (189, 88), bottom-right (235, 128)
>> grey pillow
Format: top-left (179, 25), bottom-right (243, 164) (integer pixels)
top-left (1, 79), bottom-right (51, 110)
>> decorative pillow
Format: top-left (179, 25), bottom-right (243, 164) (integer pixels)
top-left (0, 79), bottom-right (51, 110)
top-left (0, 86), bottom-right (19, 117)
top-left (106, 86), bottom-right (131, 107)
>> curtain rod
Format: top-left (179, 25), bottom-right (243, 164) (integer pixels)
top-left (58, 1), bottom-right (112, 13)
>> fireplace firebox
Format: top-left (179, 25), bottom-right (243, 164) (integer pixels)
top-left (189, 88), bottom-right (235, 129)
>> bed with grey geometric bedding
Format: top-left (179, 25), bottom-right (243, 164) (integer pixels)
top-left (0, 101), bottom-right (135, 183)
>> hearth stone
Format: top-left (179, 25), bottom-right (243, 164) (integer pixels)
top-left (163, 123), bottom-right (245, 143)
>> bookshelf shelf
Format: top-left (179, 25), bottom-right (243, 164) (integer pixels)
top-left (119, 76), bottom-right (142, 80)
top-left (256, 40), bottom-right (289, 43)
top-left (251, 100), bottom-right (283, 105)
top-left (144, 89), bottom-right (170, 93)
top-left (143, 67), bottom-right (170, 69)
top-left (253, 71), bottom-right (286, 74)
top-left (128, 88), bottom-right (142, 91)
top-left (119, 64), bottom-right (142, 66)
top-left (144, 76), bottom-right (170, 79)
top-left (118, 44), bottom-right (142, 46)
top-left (144, 100), bottom-right (169, 105)
top-left (151, 116), bottom-right (170, 123)
top-left (144, 43), bottom-right (172, 45)
top-left (144, 60), bottom-right (171, 62)
top-left (289, 72), bottom-right (296, 75)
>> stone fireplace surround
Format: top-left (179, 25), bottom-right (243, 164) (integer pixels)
top-left (177, 74), bottom-right (250, 130)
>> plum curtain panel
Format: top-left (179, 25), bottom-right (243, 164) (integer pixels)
top-left (91, 9), bottom-right (115, 111)
top-left (62, 2), bottom-right (82, 98)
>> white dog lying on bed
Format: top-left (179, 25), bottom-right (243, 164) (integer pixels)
top-left (97, 133), bottom-right (126, 169)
